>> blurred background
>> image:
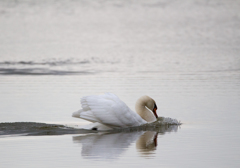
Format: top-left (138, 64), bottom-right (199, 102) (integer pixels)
top-left (0, 0), bottom-right (239, 124)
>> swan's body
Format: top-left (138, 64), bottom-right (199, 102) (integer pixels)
top-left (72, 93), bottom-right (158, 129)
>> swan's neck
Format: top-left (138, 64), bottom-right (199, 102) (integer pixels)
top-left (135, 100), bottom-right (156, 123)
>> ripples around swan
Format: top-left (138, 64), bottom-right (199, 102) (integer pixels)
top-left (0, 117), bottom-right (180, 137)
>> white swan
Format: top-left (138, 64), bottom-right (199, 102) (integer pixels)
top-left (72, 93), bottom-right (158, 129)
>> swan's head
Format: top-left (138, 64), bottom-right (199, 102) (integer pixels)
top-left (135, 95), bottom-right (158, 119)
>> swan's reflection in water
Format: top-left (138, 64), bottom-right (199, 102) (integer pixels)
top-left (73, 125), bottom-right (178, 160)
top-left (136, 131), bottom-right (158, 156)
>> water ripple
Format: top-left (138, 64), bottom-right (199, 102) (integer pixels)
top-left (0, 68), bottom-right (94, 75)
top-left (0, 118), bottom-right (180, 137)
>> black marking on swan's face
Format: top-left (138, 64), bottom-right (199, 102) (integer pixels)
top-left (152, 103), bottom-right (158, 119)
top-left (153, 103), bottom-right (157, 111)
top-left (92, 127), bottom-right (98, 130)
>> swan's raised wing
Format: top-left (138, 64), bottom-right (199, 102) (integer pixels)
top-left (72, 93), bottom-right (147, 128)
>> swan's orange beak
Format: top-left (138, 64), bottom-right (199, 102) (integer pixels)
top-left (153, 107), bottom-right (158, 119)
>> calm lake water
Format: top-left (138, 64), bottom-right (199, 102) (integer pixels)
top-left (0, 0), bottom-right (240, 167)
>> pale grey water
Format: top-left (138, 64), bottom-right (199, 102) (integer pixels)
top-left (0, 0), bottom-right (240, 167)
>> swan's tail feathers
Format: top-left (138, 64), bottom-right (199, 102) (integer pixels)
top-left (72, 109), bottom-right (97, 123)
top-left (72, 109), bottom-right (82, 118)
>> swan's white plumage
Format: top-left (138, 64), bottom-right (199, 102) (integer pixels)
top-left (73, 93), bottom-right (147, 128)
